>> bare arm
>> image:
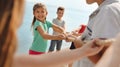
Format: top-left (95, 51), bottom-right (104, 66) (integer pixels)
top-left (52, 23), bottom-right (65, 33)
top-left (95, 34), bottom-right (120, 67)
top-left (65, 35), bottom-right (83, 48)
top-left (37, 26), bottom-right (65, 40)
top-left (73, 36), bottom-right (84, 48)
top-left (13, 49), bottom-right (85, 67)
top-left (13, 40), bottom-right (103, 67)
top-left (71, 26), bottom-right (82, 36)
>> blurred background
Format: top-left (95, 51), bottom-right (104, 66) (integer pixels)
top-left (16, 0), bottom-right (98, 54)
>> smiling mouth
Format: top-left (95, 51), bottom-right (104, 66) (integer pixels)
top-left (38, 15), bottom-right (44, 18)
top-left (37, 16), bottom-right (45, 21)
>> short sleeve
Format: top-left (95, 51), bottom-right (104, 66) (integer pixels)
top-left (63, 20), bottom-right (65, 24)
top-left (46, 21), bottom-right (52, 28)
top-left (34, 20), bottom-right (42, 30)
top-left (52, 19), bottom-right (56, 24)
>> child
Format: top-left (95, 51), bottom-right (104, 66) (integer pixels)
top-left (49, 6), bottom-right (66, 52)
top-left (72, 0), bottom-right (120, 66)
top-left (1, 0), bottom-right (119, 67)
top-left (29, 3), bottom-right (66, 55)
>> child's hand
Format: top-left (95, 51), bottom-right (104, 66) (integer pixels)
top-left (81, 39), bottom-right (104, 57)
top-left (57, 34), bottom-right (66, 40)
top-left (65, 34), bottom-right (76, 42)
top-left (71, 31), bottom-right (78, 36)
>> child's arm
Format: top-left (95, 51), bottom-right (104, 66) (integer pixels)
top-left (71, 26), bottom-right (82, 36)
top-left (95, 34), bottom-right (120, 67)
top-left (36, 26), bottom-right (65, 40)
top-left (72, 31), bottom-right (82, 36)
top-left (52, 23), bottom-right (65, 33)
top-left (13, 40), bottom-right (103, 67)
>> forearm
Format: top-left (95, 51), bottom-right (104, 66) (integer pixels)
top-left (43, 34), bottom-right (62, 40)
top-left (37, 27), bottom-right (64, 40)
top-left (53, 25), bottom-right (65, 33)
top-left (39, 49), bottom-right (85, 66)
top-left (95, 35), bottom-right (120, 67)
top-left (95, 46), bottom-right (112, 67)
top-left (13, 48), bottom-right (86, 67)
top-left (87, 39), bottom-right (115, 64)
top-left (55, 27), bottom-right (64, 33)
top-left (73, 36), bottom-right (83, 48)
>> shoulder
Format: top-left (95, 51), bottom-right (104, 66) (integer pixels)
top-left (52, 18), bottom-right (58, 24)
top-left (62, 20), bottom-right (65, 24)
top-left (46, 20), bottom-right (52, 24)
top-left (34, 20), bottom-right (41, 26)
top-left (45, 20), bottom-right (53, 26)
top-left (53, 18), bottom-right (57, 20)
top-left (100, 3), bottom-right (120, 14)
top-left (63, 20), bottom-right (65, 23)
top-left (52, 18), bottom-right (57, 21)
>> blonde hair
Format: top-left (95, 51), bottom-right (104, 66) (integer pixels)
top-left (31, 3), bottom-right (47, 28)
top-left (0, 0), bottom-right (24, 67)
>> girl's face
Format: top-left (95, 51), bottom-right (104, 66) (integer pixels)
top-left (34, 7), bottom-right (47, 22)
top-left (57, 10), bottom-right (64, 19)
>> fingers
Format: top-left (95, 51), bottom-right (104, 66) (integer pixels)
top-left (82, 38), bottom-right (115, 47)
top-left (65, 34), bottom-right (77, 42)
top-left (82, 40), bottom-right (104, 56)
top-left (93, 38), bottom-right (115, 47)
top-left (57, 32), bottom-right (75, 40)
top-left (58, 34), bottom-right (66, 40)
top-left (58, 32), bottom-right (75, 42)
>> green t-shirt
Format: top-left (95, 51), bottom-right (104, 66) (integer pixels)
top-left (30, 20), bottom-right (52, 52)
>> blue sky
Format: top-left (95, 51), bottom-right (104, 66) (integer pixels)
top-left (26, 0), bottom-right (98, 12)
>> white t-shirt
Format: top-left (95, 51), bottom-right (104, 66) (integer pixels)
top-left (82, 0), bottom-right (120, 40)
top-left (74, 0), bottom-right (120, 67)
top-left (52, 18), bottom-right (65, 35)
